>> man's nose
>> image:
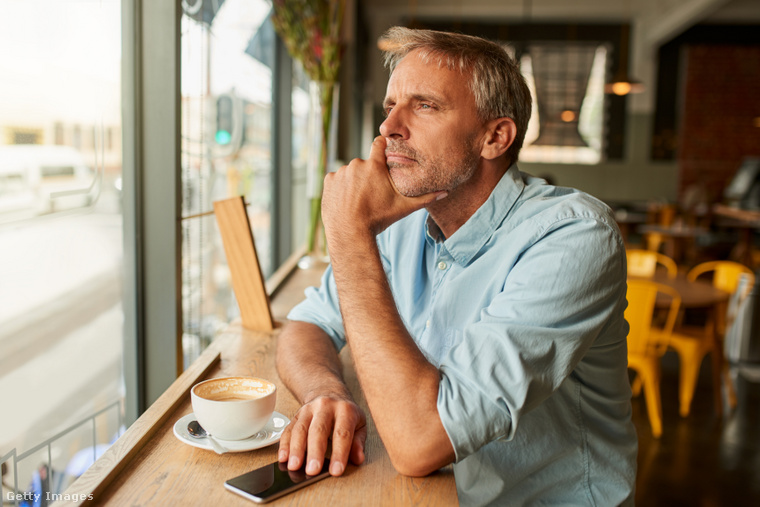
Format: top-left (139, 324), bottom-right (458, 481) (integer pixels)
top-left (379, 108), bottom-right (409, 139)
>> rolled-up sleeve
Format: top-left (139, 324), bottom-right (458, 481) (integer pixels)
top-left (436, 215), bottom-right (627, 461)
top-left (287, 264), bottom-right (347, 351)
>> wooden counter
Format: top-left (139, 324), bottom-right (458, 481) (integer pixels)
top-left (56, 264), bottom-right (457, 506)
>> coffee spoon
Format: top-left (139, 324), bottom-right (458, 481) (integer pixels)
top-left (187, 420), bottom-right (228, 454)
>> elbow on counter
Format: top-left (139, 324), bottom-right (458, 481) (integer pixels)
top-left (389, 456), bottom-right (444, 478)
top-left (385, 433), bottom-right (456, 478)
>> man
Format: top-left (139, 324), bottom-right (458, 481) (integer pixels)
top-left (277, 27), bottom-right (637, 505)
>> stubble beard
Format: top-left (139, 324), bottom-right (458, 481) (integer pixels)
top-left (386, 137), bottom-right (481, 197)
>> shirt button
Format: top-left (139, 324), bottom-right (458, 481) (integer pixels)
top-left (437, 261), bottom-right (447, 270)
top-left (426, 320), bottom-right (431, 328)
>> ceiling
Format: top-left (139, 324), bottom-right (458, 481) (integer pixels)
top-left (358, 0), bottom-right (760, 113)
top-left (362, 0), bottom-right (760, 28)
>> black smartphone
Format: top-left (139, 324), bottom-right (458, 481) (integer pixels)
top-left (224, 459), bottom-right (331, 503)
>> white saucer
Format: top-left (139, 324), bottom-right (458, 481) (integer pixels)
top-left (173, 412), bottom-right (289, 453)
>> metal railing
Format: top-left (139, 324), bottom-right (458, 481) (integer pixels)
top-left (1, 400), bottom-right (122, 506)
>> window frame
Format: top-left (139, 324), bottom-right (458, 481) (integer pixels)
top-left (122, 0), bottom-right (183, 422)
top-left (123, 1), bottom-right (301, 423)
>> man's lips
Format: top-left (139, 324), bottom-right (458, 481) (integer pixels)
top-left (386, 152), bottom-right (416, 164)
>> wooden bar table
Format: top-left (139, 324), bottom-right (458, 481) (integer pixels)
top-left (712, 204), bottom-right (760, 269)
top-left (57, 266), bottom-right (458, 506)
top-left (635, 224), bottom-right (708, 265)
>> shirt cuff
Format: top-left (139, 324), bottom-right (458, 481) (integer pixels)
top-left (437, 365), bottom-right (514, 462)
top-left (287, 294), bottom-right (346, 352)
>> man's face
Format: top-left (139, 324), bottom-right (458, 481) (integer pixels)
top-left (380, 50), bottom-right (486, 197)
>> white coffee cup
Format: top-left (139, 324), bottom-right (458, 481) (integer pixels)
top-left (191, 376), bottom-right (277, 441)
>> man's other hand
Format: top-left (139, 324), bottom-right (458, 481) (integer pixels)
top-left (277, 394), bottom-right (367, 477)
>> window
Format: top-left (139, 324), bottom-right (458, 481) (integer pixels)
top-left (180, 0), bottom-right (277, 366)
top-left (520, 44), bottom-right (609, 164)
top-left (290, 60), bottom-right (312, 250)
top-left (54, 123), bottom-right (65, 145)
top-left (0, 0), bottom-right (124, 497)
top-left (40, 165), bottom-right (76, 178)
top-left (11, 129), bottom-right (42, 145)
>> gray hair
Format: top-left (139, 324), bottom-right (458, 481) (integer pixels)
top-left (381, 26), bottom-right (532, 165)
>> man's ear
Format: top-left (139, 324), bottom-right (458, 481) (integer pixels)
top-left (480, 118), bottom-right (517, 161)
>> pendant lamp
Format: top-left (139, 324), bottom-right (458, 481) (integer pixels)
top-left (605, 21), bottom-right (645, 96)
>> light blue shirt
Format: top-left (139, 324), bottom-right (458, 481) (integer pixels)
top-left (288, 166), bottom-right (637, 506)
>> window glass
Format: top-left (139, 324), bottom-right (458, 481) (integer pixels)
top-left (0, 0), bottom-right (124, 496)
top-left (180, 0), bottom-right (275, 367)
top-left (291, 60), bottom-right (311, 251)
top-left (520, 45), bottom-right (608, 164)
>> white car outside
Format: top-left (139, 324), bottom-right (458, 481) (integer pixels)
top-left (0, 145), bottom-right (96, 217)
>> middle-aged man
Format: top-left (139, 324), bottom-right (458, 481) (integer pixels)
top-left (276, 26), bottom-right (637, 506)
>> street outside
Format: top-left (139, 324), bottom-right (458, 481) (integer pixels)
top-left (0, 190), bottom-right (124, 489)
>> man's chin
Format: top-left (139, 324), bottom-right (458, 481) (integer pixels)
top-left (391, 180), bottom-right (438, 198)
top-left (389, 170), bottom-right (422, 197)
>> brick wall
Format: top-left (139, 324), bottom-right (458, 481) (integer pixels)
top-left (678, 45), bottom-right (760, 201)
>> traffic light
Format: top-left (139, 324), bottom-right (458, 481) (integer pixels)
top-left (182, 0), bottom-right (227, 26)
top-left (215, 95), bottom-right (233, 146)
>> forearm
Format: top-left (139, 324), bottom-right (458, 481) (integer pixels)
top-left (276, 320), bottom-right (367, 476)
top-left (331, 235), bottom-right (454, 475)
top-left (276, 320), bottom-right (354, 404)
top-left (319, 136), bottom-right (454, 474)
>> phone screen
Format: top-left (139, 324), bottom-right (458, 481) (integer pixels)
top-left (224, 459), bottom-right (331, 503)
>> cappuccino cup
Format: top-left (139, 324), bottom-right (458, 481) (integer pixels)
top-left (191, 376), bottom-right (277, 441)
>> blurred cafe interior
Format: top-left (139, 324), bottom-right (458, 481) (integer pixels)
top-left (1, 0), bottom-right (759, 505)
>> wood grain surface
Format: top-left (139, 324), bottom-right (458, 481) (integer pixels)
top-left (57, 318), bottom-right (457, 506)
top-left (214, 196), bottom-right (275, 331)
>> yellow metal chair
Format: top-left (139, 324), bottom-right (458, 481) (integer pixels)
top-left (626, 279), bottom-right (681, 438)
top-left (687, 261), bottom-right (754, 303)
top-left (668, 261), bottom-right (755, 416)
top-left (644, 232), bottom-right (665, 253)
top-left (643, 203), bottom-right (676, 253)
top-left (626, 249), bottom-right (678, 279)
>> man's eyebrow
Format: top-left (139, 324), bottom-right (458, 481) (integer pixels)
top-left (411, 93), bottom-right (448, 105)
top-left (383, 93), bottom-right (449, 109)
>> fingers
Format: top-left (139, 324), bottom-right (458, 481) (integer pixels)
top-left (368, 135), bottom-right (387, 164)
top-left (305, 411), bottom-right (333, 475)
top-left (328, 408), bottom-right (366, 476)
top-left (277, 423), bottom-right (291, 463)
top-left (349, 422), bottom-right (367, 466)
top-left (279, 410), bottom-right (312, 471)
top-left (278, 397), bottom-right (367, 478)
top-left (409, 190), bottom-right (449, 207)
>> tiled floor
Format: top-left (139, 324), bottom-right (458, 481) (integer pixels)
top-left (633, 352), bottom-right (760, 506)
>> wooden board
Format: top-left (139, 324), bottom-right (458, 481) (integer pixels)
top-left (213, 196), bottom-right (274, 331)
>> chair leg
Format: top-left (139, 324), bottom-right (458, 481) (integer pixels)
top-left (631, 374), bottom-right (643, 397)
top-left (640, 366), bottom-right (663, 438)
top-left (710, 336), bottom-right (725, 415)
top-left (723, 362), bottom-right (738, 410)
top-left (676, 344), bottom-right (705, 417)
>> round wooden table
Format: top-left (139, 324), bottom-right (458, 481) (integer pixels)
top-left (629, 273), bottom-right (732, 415)
top-left (647, 274), bottom-right (729, 309)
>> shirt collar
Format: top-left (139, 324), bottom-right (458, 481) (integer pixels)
top-left (424, 164), bottom-right (524, 265)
